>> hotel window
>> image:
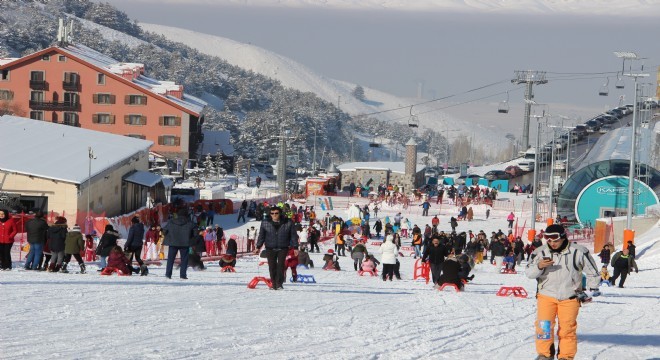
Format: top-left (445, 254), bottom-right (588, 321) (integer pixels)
top-left (30, 111), bottom-right (44, 120)
top-left (1, 70), bottom-right (9, 80)
top-left (30, 71), bottom-right (45, 81)
top-left (158, 135), bottom-right (180, 146)
top-left (159, 115), bottom-right (181, 126)
top-left (125, 114), bottom-right (146, 126)
top-left (63, 92), bottom-right (78, 104)
top-left (58, 55), bottom-right (66, 62)
top-left (97, 73), bottom-right (105, 85)
top-left (0, 89), bottom-right (13, 100)
top-left (30, 91), bottom-right (44, 102)
top-left (42, 55), bottom-right (50, 61)
top-left (63, 112), bottom-right (79, 126)
top-left (125, 94), bottom-right (147, 105)
top-left (93, 93), bottom-right (115, 104)
top-left (92, 113), bottom-right (115, 124)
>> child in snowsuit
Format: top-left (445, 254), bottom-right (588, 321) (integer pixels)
top-left (102, 246), bottom-right (131, 275)
top-left (361, 255), bottom-right (376, 273)
top-left (285, 248), bottom-right (299, 282)
top-left (503, 251), bottom-right (516, 271)
top-left (322, 250), bottom-right (340, 270)
top-left (600, 265), bottom-right (611, 284)
top-left (297, 247), bottom-right (314, 268)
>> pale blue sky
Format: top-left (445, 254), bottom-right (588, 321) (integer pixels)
top-left (108, 1), bottom-right (659, 108)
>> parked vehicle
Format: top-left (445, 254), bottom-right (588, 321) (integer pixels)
top-left (599, 124), bottom-right (613, 134)
top-left (517, 160), bottom-right (534, 172)
top-left (504, 165), bottom-right (523, 178)
top-left (455, 174), bottom-right (481, 185)
top-left (484, 170), bottom-right (511, 181)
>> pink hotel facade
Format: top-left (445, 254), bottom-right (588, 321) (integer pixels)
top-left (0, 43), bottom-right (206, 161)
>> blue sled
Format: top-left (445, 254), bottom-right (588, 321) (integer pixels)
top-left (599, 280), bottom-right (611, 287)
top-left (290, 274), bottom-right (316, 284)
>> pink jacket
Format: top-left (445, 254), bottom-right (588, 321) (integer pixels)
top-left (361, 259), bottom-right (375, 272)
top-left (507, 213), bottom-right (515, 221)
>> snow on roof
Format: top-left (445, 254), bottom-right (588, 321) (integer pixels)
top-left (199, 130), bottom-right (235, 156)
top-left (337, 161), bottom-right (425, 173)
top-left (0, 58), bottom-right (18, 66)
top-left (57, 44), bottom-right (206, 115)
top-left (124, 170), bottom-right (163, 187)
top-left (0, 116), bottom-right (152, 184)
top-left (576, 126), bottom-right (655, 171)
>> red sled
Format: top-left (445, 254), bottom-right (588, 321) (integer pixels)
top-left (247, 276), bottom-right (273, 289)
top-left (358, 270), bottom-right (378, 276)
top-left (413, 259), bottom-right (430, 284)
top-left (221, 266), bottom-right (236, 273)
top-left (500, 268), bottom-right (518, 274)
top-left (100, 268), bottom-right (130, 276)
top-left (496, 286), bottom-right (528, 298)
top-left (438, 283), bottom-right (462, 292)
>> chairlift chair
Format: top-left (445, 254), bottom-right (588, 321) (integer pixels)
top-left (498, 91), bottom-right (510, 114)
top-left (598, 78), bottom-right (609, 96)
top-left (615, 73), bottom-right (625, 89)
top-left (408, 106), bottom-right (419, 128)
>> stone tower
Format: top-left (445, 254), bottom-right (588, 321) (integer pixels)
top-left (404, 138), bottom-right (418, 192)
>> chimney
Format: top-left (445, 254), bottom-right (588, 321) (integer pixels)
top-left (405, 138), bottom-right (418, 190)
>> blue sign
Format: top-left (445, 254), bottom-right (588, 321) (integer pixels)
top-left (575, 176), bottom-right (659, 225)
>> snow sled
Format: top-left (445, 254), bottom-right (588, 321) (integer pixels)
top-left (221, 265), bottom-right (236, 272)
top-left (100, 268), bottom-right (130, 276)
top-left (247, 276), bottom-right (273, 289)
top-left (500, 268), bottom-right (517, 274)
top-left (358, 270), bottom-right (378, 276)
top-left (599, 280), bottom-right (611, 287)
top-left (496, 286), bottom-right (528, 298)
top-left (437, 283), bottom-right (462, 292)
top-left (291, 274), bottom-right (316, 283)
top-left (413, 259), bottom-right (430, 284)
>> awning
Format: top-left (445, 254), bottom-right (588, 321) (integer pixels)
top-left (123, 170), bottom-right (163, 187)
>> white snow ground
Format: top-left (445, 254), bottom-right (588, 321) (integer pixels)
top-left (2, 183), bottom-right (659, 359)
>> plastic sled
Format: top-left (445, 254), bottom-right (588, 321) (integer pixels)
top-left (221, 266), bottom-right (236, 273)
top-left (438, 283), bottom-right (462, 292)
top-left (291, 274), bottom-right (316, 283)
top-left (496, 286), bottom-right (528, 298)
top-left (599, 280), bottom-right (611, 287)
top-left (247, 276), bottom-right (273, 289)
top-left (413, 259), bottom-right (430, 284)
top-left (358, 270), bottom-right (378, 276)
top-left (500, 268), bottom-right (517, 274)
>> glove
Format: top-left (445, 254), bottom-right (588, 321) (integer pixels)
top-left (590, 288), bottom-right (601, 297)
top-left (575, 291), bottom-right (592, 303)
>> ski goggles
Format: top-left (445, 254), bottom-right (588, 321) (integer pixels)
top-left (543, 232), bottom-right (563, 242)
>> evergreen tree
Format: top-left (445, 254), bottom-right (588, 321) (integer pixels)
top-left (352, 85), bottom-right (365, 101)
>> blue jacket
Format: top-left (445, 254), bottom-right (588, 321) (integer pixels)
top-left (125, 223), bottom-right (145, 250)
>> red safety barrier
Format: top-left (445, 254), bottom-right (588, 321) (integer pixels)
top-left (247, 276), bottom-right (273, 289)
top-left (413, 259), bottom-right (430, 284)
top-left (496, 286), bottom-right (528, 298)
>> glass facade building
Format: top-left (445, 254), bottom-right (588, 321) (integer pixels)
top-left (556, 125), bottom-right (660, 225)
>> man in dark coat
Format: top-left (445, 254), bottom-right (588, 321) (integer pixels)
top-left (124, 216), bottom-right (146, 273)
top-left (437, 255), bottom-right (464, 290)
top-left (24, 210), bottom-right (48, 270)
top-left (254, 206), bottom-right (298, 290)
top-left (47, 217), bottom-right (68, 272)
top-left (610, 247), bottom-right (638, 288)
top-left (422, 236), bottom-right (448, 286)
top-left (163, 208), bottom-right (196, 279)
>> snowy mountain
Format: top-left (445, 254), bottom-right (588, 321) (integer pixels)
top-left (139, 23), bottom-right (508, 150)
top-left (128, 0), bottom-right (660, 16)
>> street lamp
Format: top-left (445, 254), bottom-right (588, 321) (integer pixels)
top-left (615, 51), bottom-right (649, 238)
top-left (87, 146), bottom-right (96, 230)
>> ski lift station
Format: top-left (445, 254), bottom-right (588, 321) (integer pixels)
top-left (556, 122), bottom-right (660, 227)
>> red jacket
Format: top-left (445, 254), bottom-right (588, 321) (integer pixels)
top-left (0, 217), bottom-right (18, 244)
top-left (285, 248), bottom-right (299, 268)
top-left (107, 251), bottom-right (131, 274)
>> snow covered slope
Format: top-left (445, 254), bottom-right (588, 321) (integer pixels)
top-left (139, 23), bottom-right (506, 148)
top-left (128, 0), bottom-right (660, 16)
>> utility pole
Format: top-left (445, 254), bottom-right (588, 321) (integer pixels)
top-left (530, 114), bottom-right (545, 234)
top-left (274, 125), bottom-right (293, 195)
top-left (87, 146), bottom-right (96, 219)
top-left (615, 51), bottom-right (649, 237)
top-left (512, 70), bottom-right (548, 151)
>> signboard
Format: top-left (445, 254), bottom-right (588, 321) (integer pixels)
top-left (574, 176), bottom-right (659, 226)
